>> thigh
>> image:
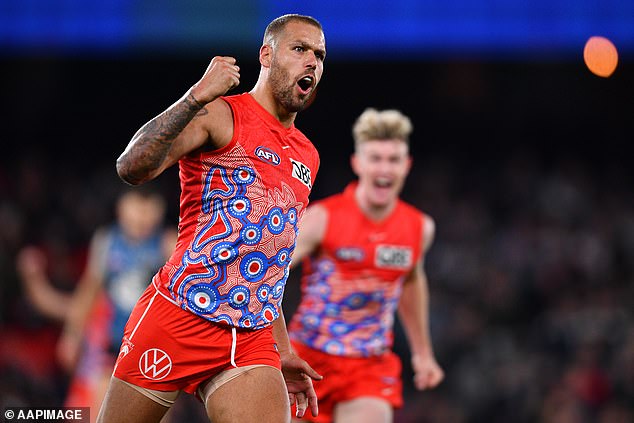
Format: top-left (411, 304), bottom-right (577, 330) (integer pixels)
top-left (205, 365), bottom-right (290, 423)
top-left (97, 377), bottom-right (170, 423)
top-left (334, 397), bottom-right (393, 423)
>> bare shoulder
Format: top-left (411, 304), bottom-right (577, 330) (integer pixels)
top-left (196, 97), bottom-right (235, 150)
top-left (302, 203), bottom-right (329, 229)
top-left (422, 214), bottom-right (436, 252)
top-left (90, 226), bottom-right (112, 251)
top-left (299, 204), bottom-right (329, 244)
top-left (292, 204), bottom-right (329, 265)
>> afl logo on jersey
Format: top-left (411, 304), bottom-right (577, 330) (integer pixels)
top-left (290, 158), bottom-right (312, 189)
top-left (335, 247), bottom-right (365, 262)
top-left (375, 245), bottom-right (413, 269)
top-left (139, 348), bottom-right (173, 380)
top-left (255, 146), bottom-right (281, 165)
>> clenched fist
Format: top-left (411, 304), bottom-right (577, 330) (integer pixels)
top-left (190, 56), bottom-right (241, 105)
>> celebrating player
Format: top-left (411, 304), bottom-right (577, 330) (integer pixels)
top-left (97, 14), bottom-right (326, 423)
top-left (288, 108), bottom-right (444, 422)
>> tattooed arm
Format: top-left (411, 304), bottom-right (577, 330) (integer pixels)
top-left (116, 56), bottom-right (241, 185)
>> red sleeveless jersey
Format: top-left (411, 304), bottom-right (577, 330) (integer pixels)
top-left (153, 93), bottom-right (319, 329)
top-left (289, 182), bottom-right (425, 357)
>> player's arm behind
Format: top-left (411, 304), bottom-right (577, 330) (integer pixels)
top-left (272, 204), bottom-right (329, 417)
top-left (397, 216), bottom-right (444, 390)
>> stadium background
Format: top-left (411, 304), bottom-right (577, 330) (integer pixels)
top-left (1, 1), bottom-right (633, 422)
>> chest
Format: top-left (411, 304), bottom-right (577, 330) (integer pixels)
top-left (239, 115), bottom-right (317, 195)
top-left (321, 212), bottom-right (420, 278)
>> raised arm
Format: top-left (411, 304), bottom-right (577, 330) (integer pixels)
top-left (116, 56), bottom-right (241, 185)
top-left (397, 215), bottom-right (444, 390)
top-left (56, 229), bottom-right (110, 371)
top-left (15, 247), bottom-right (72, 322)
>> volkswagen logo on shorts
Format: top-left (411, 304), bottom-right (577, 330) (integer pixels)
top-left (139, 348), bottom-right (172, 380)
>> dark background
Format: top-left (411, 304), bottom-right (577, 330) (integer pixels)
top-left (1, 2), bottom-right (634, 422)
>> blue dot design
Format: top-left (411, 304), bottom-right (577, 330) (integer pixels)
top-left (169, 164), bottom-right (299, 327)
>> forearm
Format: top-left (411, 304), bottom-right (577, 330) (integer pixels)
top-left (62, 275), bottom-right (102, 339)
top-left (398, 279), bottom-right (434, 356)
top-left (24, 275), bottom-right (72, 322)
top-left (116, 91), bottom-right (204, 185)
top-left (271, 306), bottom-right (293, 355)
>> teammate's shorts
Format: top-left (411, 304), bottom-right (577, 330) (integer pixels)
top-left (112, 285), bottom-right (281, 397)
top-left (291, 340), bottom-right (403, 422)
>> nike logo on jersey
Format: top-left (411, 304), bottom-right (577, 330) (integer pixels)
top-left (368, 232), bottom-right (386, 242)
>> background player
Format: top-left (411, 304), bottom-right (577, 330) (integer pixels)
top-left (288, 108), bottom-right (444, 422)
top-left (17, 188), bottom-right (175, 422)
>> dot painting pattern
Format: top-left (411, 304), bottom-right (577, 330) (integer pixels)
top-left (168, 158), bottom-right (302, 329)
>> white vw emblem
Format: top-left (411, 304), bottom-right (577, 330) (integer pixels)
top-left (139, 348), bottom-right (173, 380)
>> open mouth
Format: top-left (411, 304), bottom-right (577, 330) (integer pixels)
top-left (297, 75), bottom-right (314, 92)
top-left (374, 179), bottom-right (394, 189)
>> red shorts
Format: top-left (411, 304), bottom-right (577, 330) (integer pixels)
top-left (113, 286), bottom-right (281, 396)
top-left (291, 340), bottom-right (403, 423)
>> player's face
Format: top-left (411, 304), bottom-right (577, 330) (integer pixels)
top-left (352, 139), bottom-right (412, 209)
top-left (268, 21), bottom-right (326, 112)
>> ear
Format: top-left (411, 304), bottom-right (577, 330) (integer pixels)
top-left (406, 155), bottom-right (413, 173)
top-left (350, 153), bottom-right (360, 177)
top-left (260, 44), bottom-right (272, 68)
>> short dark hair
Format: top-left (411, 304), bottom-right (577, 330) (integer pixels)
top-left (263, 14), bottom-right (323, 46)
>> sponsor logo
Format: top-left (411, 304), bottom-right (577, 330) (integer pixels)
top-left (255, 146), bottom-right (281, 165)
top-left (118, 336), bottom-right (134, 360)
top-left (375, 245), bottom-right (413, 269)
top-left (335, 247), bottom-right (365, 262)
top-left (139, 348), bottom-right (173, 380)
top-left (290, 158), bottom-right (312, 189)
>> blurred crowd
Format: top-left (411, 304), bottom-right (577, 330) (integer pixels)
top-left (1, 147), bottom-right (632, 422)
top-left (395, 150), bottom-right (634, 422)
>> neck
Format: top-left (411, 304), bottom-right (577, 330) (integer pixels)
top-left (250, 79), bottom-right (296, 128)
top-left (354, 185), bottom-right (396, 222)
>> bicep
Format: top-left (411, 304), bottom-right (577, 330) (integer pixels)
top-left (422, 215), bottom-right (436, 253)
top-left (292, 204), bottom-right (328, 267)
top-left (404, 256), bottom-right (424, 288)
top-left (404, 215), bottom-right (435, 285)
top-left (159, 99), bottom-right (234, 172)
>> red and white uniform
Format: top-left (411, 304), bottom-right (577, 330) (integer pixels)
top-left (289, 182), bottom-right (424, 357)
top-left (289, 182), bottom-right (426, 420)
top-left (154, 93), bottom-right (319, 329)
top-left (113, 93), bottom-right (319, 394)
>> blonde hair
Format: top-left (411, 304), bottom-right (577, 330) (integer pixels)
top-left (352, 108), bottom-right (412, 150)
